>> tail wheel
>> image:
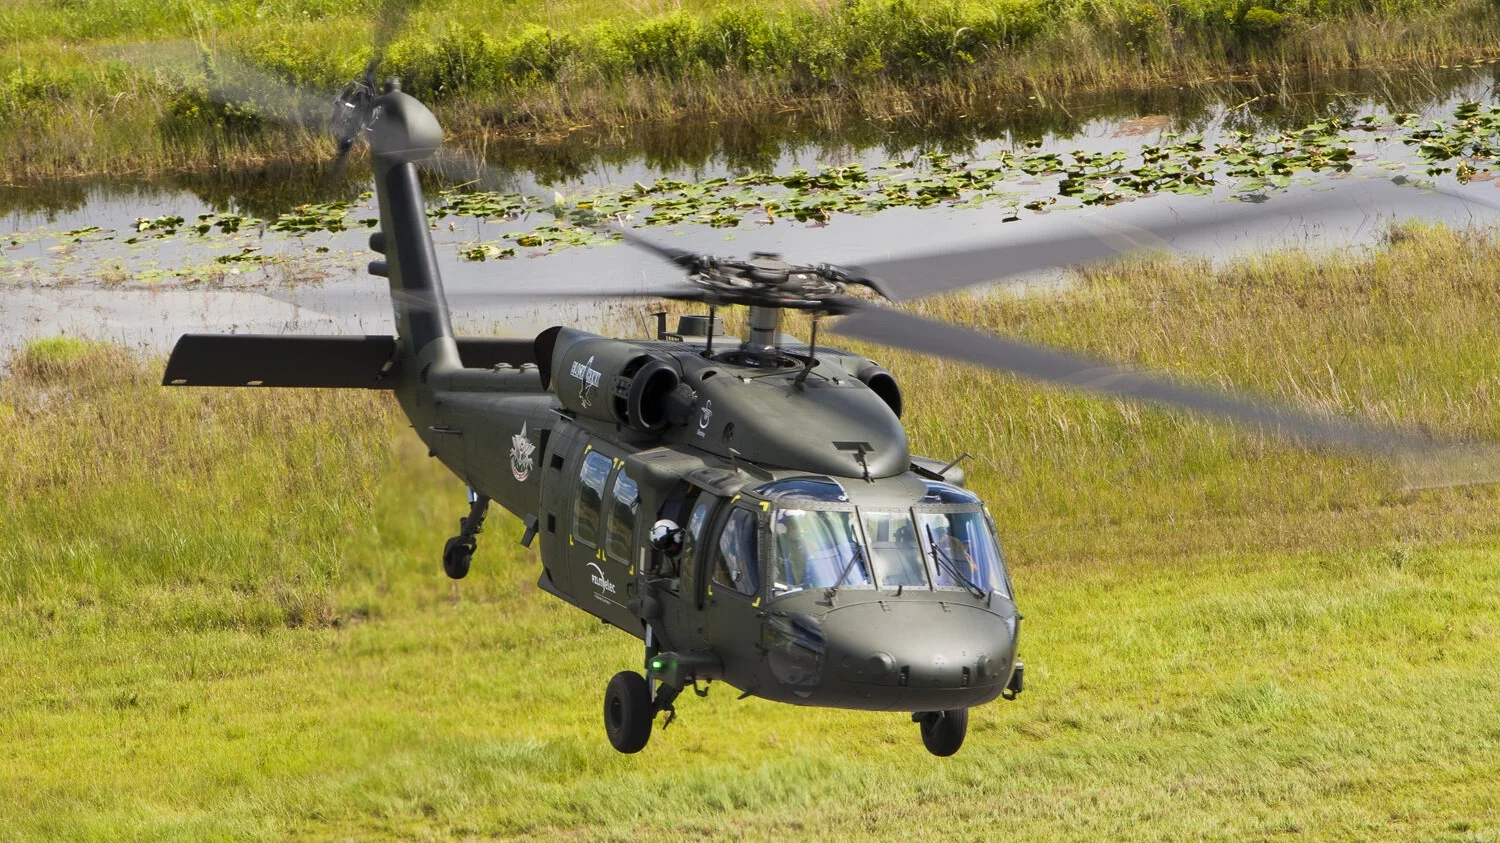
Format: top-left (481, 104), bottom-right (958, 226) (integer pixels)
top-left (603, 670), bottom-right (653, 754)
top-left (919, 707), bottom-right (968, 757)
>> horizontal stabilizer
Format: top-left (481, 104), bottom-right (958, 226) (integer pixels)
top-left (163, 335), bottom-right (540, 388)
top-left (163, 335), bottom-right (399, 389)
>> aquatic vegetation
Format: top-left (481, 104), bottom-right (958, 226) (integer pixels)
top-left (214, 246), bottom-right (269, 265)
top-left (133, 214), bottom-right (185, 234)
top-left (268, 201), bottom-right (357, 233)
top-left (458, 243), bottom-right (516, 261)
top-left (1402, 100), bottom-right (1500, 177)
top-left (9, 96), bottom-right (1500, 286)
top-left (193, 212), bottom-right (262, 235)
top-left (35, 99), bottom-right (1495, 265)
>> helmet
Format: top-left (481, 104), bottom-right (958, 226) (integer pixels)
top-left (650, 519), bottom-right (685, 554)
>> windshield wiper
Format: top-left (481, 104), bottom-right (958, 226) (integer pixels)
top-left (926, 524), bottom-right (987, 598)
top-left (825, 539), bottom-right (868, 603)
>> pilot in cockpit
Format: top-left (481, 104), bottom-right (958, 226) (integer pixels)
top-left (649, 518), bottom-right (686, 578)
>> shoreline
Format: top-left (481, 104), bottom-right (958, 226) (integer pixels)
top-left (3, 1), bottom-right (1498, 182)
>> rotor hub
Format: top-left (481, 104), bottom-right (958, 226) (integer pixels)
top-left (689, 256), bottom-right (848, 311)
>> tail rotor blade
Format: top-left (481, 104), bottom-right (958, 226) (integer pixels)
top-left (108, 41), bottom-right (331, 134)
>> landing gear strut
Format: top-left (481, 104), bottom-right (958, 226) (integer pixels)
top-left (442, 491), bottom-right (489, 580)
top-left (914, 707), bottom-right (969, 757)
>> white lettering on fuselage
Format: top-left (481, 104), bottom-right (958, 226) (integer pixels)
top-left (586, 561), bottom-right (617, 595)
top-left (569, 355), bottom-right (602, 408)
top-left (695, 399), bottom-right (713, 438)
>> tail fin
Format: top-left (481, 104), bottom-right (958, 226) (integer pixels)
top-left (161, 83), bottom-right (481, 399)
top-left (364, 81), bottom-right (459, 372)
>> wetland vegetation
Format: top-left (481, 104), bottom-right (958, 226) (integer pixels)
top-left (10, 95), bottom-right (1499, 283)
top-left (3, 224), bottom-right (1499, 839)
top-left (3, 0), bottom-right (1499, 180)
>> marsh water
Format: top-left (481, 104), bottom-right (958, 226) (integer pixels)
top-left (6, 62), bottom-right (1500, 353)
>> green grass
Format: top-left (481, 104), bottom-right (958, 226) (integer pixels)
top-left (2, 0), bottom-right (1498, 180)
top-left (4, 223), bottom-right (1500, 839)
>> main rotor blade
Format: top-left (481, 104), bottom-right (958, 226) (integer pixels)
top-left (612, 226), bottom-right (704, 270)
top-left (839, 182), bottom-right (1451, 303)
top-left (828, 304), bottom-right (1439, 455)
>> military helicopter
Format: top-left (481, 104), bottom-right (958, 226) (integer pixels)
top-left (160, 41), bottom-right (1446, 756)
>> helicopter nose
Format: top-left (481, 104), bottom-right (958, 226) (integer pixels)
top-left (821, 600), bottom-right (1017, 697)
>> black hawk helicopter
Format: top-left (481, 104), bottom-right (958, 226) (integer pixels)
top-left (161, 56), bottom-right (1443, 757)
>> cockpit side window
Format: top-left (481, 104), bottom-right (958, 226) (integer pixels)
top-left (573, 450), bottom-right (612, 547)
top-left (713, 507), bottom-right (760, 598)
top-left (681, 494), bottom-right (716, 603)
top-left (754, 476), bottom-right (850, 503)
top-left (681, 496), bottom-right (713, 568)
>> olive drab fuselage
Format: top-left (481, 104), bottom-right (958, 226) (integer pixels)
top-left (413, 325), bottom-right (1023, 712)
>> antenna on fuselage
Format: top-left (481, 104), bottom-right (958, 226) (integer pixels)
top-left (794, 315), bottom-right (820, 388)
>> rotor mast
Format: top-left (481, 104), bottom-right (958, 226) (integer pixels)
top-left (745, 305), bottom-right (782, 352)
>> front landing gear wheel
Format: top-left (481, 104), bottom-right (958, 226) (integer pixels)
top-left (604, 671), bottom-right (653, 754)
top-left (918, 708), bottom-right (968, 757)
top-left (442, 536), bottom-right (474, 580)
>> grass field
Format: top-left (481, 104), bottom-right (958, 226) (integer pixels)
top-left (3, 224), bottom-right (1500, 840)
top-left (2, 0), bottom-right (1498, 180)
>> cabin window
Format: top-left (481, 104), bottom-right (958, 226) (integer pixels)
top-left (920, 481), bottom-right (980, 505)
top-left (573, 450), bottom-right (612, 547)
top-left (713, 508), bottom-right (760, 598)
top-left (604, 468), bottom-right (639, 563)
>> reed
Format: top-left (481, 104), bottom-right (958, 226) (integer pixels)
top-left (1, 0), bottom-right (1496, 180)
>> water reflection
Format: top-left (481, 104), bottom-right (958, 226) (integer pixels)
top-left (3, 61), bottom-right (1494, 222)
top-left (481, 62), bottom-right (1500, 183)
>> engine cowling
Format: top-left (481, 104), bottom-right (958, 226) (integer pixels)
top-left (855, 362), bottom-right (903, 418)
top-left (544, 329), bottom-right (682, 432)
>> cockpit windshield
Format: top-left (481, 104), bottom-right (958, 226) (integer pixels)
top-left (861, 511), bottom-right (927, 588)
top-left (771, 508), bottom-right (870, 595)
top-left (763, 480), bottom-right (1010, 599)
top-left (917, 510), bottom-right (1009, 598)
